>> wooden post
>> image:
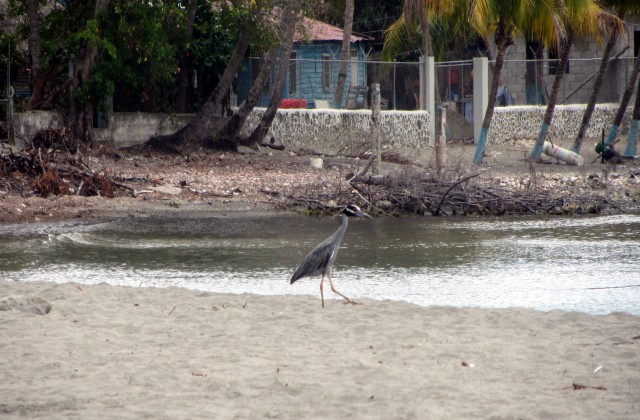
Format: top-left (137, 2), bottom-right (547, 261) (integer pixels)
top-left (371, 83), bottom-right (381, 175)
top-left (436, 105), bottom-right (447, 176)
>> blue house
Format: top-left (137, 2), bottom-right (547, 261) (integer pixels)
top-left (236, 18), bottom-right (369, 109)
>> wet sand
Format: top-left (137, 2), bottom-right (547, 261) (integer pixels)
top-left (1, 280), bottom-right (639, 419)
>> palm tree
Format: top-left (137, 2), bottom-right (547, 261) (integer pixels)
top-left (382, 0), bottom-right (456, 62)
top-left (382, 0), bottom-right (454, 175)
top-left (530, 0), bottom-right (605, 161)
top-left (605, 45), bottom-right (640, 147)
top-left (571, 13), bottom-right (625, 153)
top-left (333, 0), bottom-right (354, 108)
top-left (624, 76), bottom-right (640, 157)
top-left (612, 1), bottom-right (640, 157)
top-left (472, 0), bottom-right (555, 164)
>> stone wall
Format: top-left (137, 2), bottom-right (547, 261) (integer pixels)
top-left (12, 105), bottom-right (630, 152)
top-left (239, 109), bottom-right (432, 154)
top-left (489, 104), bottom-right (631, 144)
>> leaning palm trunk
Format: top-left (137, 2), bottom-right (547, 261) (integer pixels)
top-left (218, 47), bottom-right (280, 145)
top-left (473, 33), bottom-right (511, 164)
top-left (145, 29), bottom-right (252, 151)
top-left (572, 31), bottom-right (618, 153)
top-left (605, 52), bottom-right (640, 146)
top-left (531, 32), bottom-right (574, 160)
top-left (333, 0), bottom-right (354, 108)
top-left (245, 9), bottom-right (297, 146)
top-left (623, 75), bottom-right (640, 157)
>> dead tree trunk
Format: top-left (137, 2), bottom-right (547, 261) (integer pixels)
top-left (245, 7), bottom-right (298, 147)
top-left (219, 47), bottom-right (280, 147)
top-left (69, 0), bottom-right (110, 148)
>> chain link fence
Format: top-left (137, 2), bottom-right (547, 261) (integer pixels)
top-left (237, 57), bottom-right (424, 111)
top-left (238, 55), bottom-right (636, 111)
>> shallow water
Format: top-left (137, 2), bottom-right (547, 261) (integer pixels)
top-left (1, 213), bottom-right (639, 315)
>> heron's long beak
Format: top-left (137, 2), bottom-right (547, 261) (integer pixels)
top-left (357, 210), bottom-right (373, 219)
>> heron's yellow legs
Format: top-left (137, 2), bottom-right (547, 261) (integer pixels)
top-left (319, 274), bottom-right (360, 308)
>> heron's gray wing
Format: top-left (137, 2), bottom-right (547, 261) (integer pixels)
top-left (290, 240), bottom-right (333, 284)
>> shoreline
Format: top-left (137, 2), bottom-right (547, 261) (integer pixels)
top-left (1, 280), bottom-right (639, 419)
top-left (2, 142), bottom-right (640, 224)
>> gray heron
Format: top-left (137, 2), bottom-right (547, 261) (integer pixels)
top-left (290, 204), bottom-right (372, 307)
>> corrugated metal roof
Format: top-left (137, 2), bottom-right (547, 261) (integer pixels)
top-left (294, 18), bottom-right (367, 43)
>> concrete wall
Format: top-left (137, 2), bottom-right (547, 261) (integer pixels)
top-left (95, 113), bottom-right (195, 148)
top-left (13, 111), bottom-right (65, 145)
top-left (12, 105), bottom-right (629, 152)
top-left (239, 109), bottom-right (432, 154)
top-left (12, 111), bottom-right (195, 148)
top-left (489, 104), bottom-right (631, 143)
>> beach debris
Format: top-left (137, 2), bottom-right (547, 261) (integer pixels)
top-left (593, 365), bottom-right (603, 373)
top-left (168, 306), bottom-right (176, 316)
top-left (0, 296), bottom-right (52, 315)
top-left (572, 383), bottom-right (606, 391)
top-left (191, 371), bottom-right (206, 377)
top-left (1, 128), bottom-right (134, 199)
top-left (461, 360), bottom-right (475, 368)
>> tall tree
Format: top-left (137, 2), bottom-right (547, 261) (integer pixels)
top-left (531, 0), bottom-right (610, 161)
top-left (604, 52), bottom-right (640, 146)
top-left (69, 0), bottom-right (111, 147)
top-left (27, 0), bottom-right (41, 80)
top-left (217, 46), bottom-right (279, 146)
top-left (146, 1), bottom-right (259, 152)
top-left (174, 0), bottom-right (198, 113)
top-left (471, 0), bottom-right (553, 164)
top-left (246, 6), bottom-right (299, 146)
top-left (571, 12), bottom-right (625, 154)
top-left (333, 0), bottom-right (354, 108)
top-left (623, 74), bottom-right (640, 157)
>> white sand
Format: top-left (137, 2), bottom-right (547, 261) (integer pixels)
top-left (1, 280), bottom-right (639, 419)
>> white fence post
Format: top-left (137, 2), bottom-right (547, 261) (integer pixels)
top-left (423, 56), bottom-right (435, 146)
top-left (473, 57), bottom-right (488, 144)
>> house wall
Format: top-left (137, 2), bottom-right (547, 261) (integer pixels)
top-left (236, 43), bottom-right (367, 109)
top-left (500, 21), bottom-right (638, 106)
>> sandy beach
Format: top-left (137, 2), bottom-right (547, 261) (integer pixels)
top-left (1, 280), bottom-right (639, 419)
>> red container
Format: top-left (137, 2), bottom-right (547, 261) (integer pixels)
top-left (280, 98), bottom-right (307, 109)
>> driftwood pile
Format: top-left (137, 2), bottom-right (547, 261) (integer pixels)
top-left (285, 167), bottom-right (621, 217)
top-left (1, 129), bottom-right (133, 198)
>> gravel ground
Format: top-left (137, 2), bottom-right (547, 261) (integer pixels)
top-left (1, 139), bottom-right (639, 224)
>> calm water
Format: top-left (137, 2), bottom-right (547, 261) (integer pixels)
top-left (1, 213), bottom-right (639, 315)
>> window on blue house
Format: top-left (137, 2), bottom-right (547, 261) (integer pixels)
top-left (323, 53), bottom-right (331, 93)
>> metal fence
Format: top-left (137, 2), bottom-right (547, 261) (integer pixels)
top-left (240, 55), bottom-right (636, 112)
top-left (239, 57), bottom-right (423, 111)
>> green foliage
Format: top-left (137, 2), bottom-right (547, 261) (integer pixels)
top-left (75, 19), bottom-right (117, 59)
top-left (96, 0), bottom-right (184, 112)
